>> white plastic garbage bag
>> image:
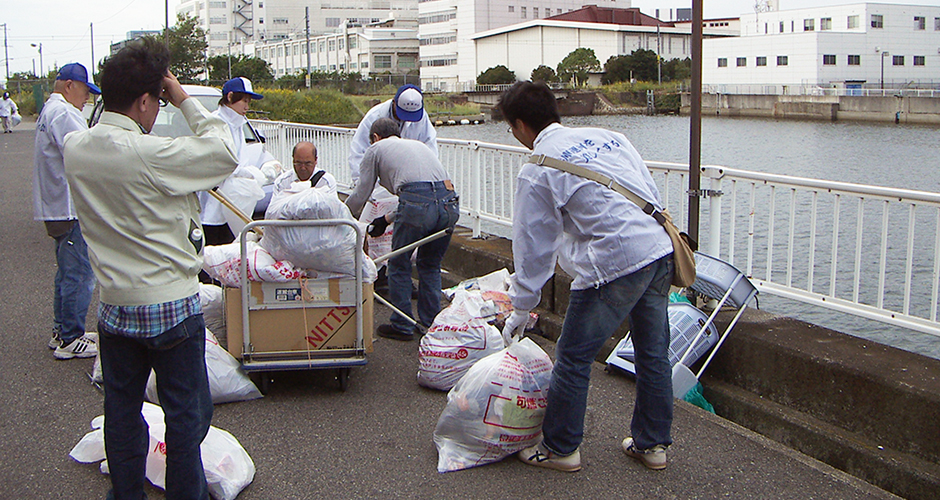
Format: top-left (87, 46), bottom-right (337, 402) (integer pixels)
top-left (200, 283), bottom-right (226, 339)
top-left (357, 195), bottom-right (398, 268)
top-left (262, 182), bottom-right (377, 282)
top-left (10, 111), bottom-right (21, 128)
top-left (146, 330), bottom-right (262, 405)
top-left (417, 290), bottom-right (506, 391)
top-left (203, 240), bottom-right (305, 287)
top-left (433, 337), bottom-right (554, 472)
top-left (69, 402), bottom-right (255, 500)
top-left (218, 169), bottom-right (265, 236)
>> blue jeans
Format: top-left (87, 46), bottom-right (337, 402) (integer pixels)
top-left (541, 255), bottom-right (674, 456)
top-left (53, 221), bottom-right (96, 343)
top-left (99, 314), bottom-right (213, 500)
top-left (389, 182), bottom-right (459, 333)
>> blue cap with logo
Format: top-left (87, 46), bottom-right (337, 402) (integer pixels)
top-left (56, 63), bottom-right (101, 95)
top-left (222, 77), bottom-right (263, 100)
top-left (394, 84), bottom-right (424, 122)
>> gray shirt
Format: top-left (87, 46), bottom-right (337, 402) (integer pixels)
top-left (345, 135), bottom-right (450, 218)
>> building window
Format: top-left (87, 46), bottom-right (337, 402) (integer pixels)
top-left (328, 40), bottom-right (336, 51)
top-left (820, 18), bottom-right (831, 30)
top-left (756, 56), bottom-right (767, 66)
top-left (765, 22), bottom-right (768, 34)
top-left (871, 14), bottom-right (883, 29)
top-left (803, 19), bottom-right (814, 31)
top-left (293, 45), bottom-right (298, 56)
top-left (351, 62), bottom-right (357, 69)
top-left (736, 57), bottom-right (746, 67)
top-left (319, 41), bottom-right (325, 52)
top-left (273, 17), bottom-right (289, 25)
top-left (209, 16), bottom-right (227, 24)
top-left (277, 47), bottom-right (283, 57)
top-left (534, 7), bottom-right (539, 18)
top-left (717, 58), bottom-right (727, 67)
top-left (936, 17), bottom-right (940, 30)
top-left (848, 54), bottom-right (861, 65)
top-left (521, 6), bottom-right (526, 18)
top-left (914, 16), bottom-right (926, 30)
top-left (823, 54), bottom-right (836, 65)
top-left (914, 55), bottom-right (925, 66)
top-left (418, 11), bottom-right (456, 24)
top-left (777, 55), bottom-right (788, 66)
top-left (349, 37), bottom-right (357, 49)
top-left (339, 39), bottom-right (344, 50)
top-left (779, 21), bottom-right (784, 33)
top-left (557, 9), bottom-right (562, 14)
top-left (893, 55), bottom-right (904, 66)
top-left (374, 55), bottom-right (392, 69)
top-left (361, 62), bottom-right (368, 69)
top-left (209, 1), bottom-right (226, 7)
top-left (847, 15), bottom-right (859, 29)
top-left (326, 17), bottom-right (341, 28)
top-left (398, 55), bottom-right (417, 68)
top-left (508, 5), bottom-right (514, 12)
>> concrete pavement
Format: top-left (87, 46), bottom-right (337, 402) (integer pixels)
top-left (0, 125), bottom-right (898, 499)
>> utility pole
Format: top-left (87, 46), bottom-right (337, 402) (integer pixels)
top-left (2, 24), bottom-right (9, 86)
top-left (305, 7), bottom-right (311, 88)
top-left (688, 0), bottom-right (703, 242)
top-left (90, 23), bottom-right (95, 76)
top-left (657, 25), bottom-right (662, 85)
top-left (165, 0), bottom-right (170, 46)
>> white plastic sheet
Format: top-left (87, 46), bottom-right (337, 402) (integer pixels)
top-left (69, 402), bottom-right (255, 500)
top-left (433, 337), bottom-right (554, 472)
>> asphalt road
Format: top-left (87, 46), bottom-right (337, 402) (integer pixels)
top-left (0, 121), bottom-right (899, 499)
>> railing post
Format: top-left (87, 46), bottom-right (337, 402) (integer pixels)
top-left (472, 146), bottom-right (482, 238)
top-left (703, 166), bottom-right (723, 259)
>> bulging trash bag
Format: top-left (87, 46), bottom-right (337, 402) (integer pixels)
top-left (146, 330), bottom-right (262, 405)
top-left (417, 290), bottom-right (506, 391)
top-left (203, 240), bottom-right (304, 287)
top-left (433, 337), bottom-right (554, 472)
top-left (262, 182), bottom-right (376, 282)
top-left (218, 170), bottom-right (265, 236)
top-left (69, 402), bottom-right (255, 500)
top-left (200, 283), bottom-right (226, 339)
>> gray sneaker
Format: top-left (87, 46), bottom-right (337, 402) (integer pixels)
top-left (622, 437), bottom-right (667, 470)
top-left (517, 443), bottom-right (582, 472)
top-left (47, 334), bottom-right (61, 349)
top-left (54, 333), bottom-right (98, 360)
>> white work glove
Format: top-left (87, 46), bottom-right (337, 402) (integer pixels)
top-left (501, 310), bottom-right (530, 347)
top-left (260, 159), bottom-right (283, 185)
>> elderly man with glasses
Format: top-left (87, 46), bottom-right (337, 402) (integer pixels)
top-left (272, 141), bottom-right (336, 194)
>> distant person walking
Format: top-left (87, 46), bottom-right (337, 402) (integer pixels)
top-left (0, 91), bottom-right (18, 133)
top-left (32, 62), bottom-right (100, 359)
top-left (64, 38), bottom-right (239, 499)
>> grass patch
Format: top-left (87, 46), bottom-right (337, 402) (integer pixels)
top-left (251, 88), bottom-right (363, 125)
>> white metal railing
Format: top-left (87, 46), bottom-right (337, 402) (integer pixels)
top-left (251, 119), bottom-right (940, 338)
top-left (704, 84), bottom-right (940, 98)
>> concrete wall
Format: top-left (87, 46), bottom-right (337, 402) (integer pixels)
top-left (682, 93), bottom-right (940, 124)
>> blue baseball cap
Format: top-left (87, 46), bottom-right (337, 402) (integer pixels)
top-left (394, 84), bottom-right (424, 122)
top-left (222, 77), bottom-right (263, 100)
top-left (56, 63), bottom-right (101, 95)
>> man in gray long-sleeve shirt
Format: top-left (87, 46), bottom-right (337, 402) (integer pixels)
top-left (346, 117), bottom-right (459, 341)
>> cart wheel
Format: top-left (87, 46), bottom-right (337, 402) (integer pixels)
top-left (337, 368), bottom-right (350, 392)
top-left (250, 372), bottom-right (270, 395)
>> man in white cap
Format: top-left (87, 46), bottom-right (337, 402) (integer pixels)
top-left (348, 84), bottom-right (437, 183)
top-left (198, 76), bottom-right (281, 246)
top-left (33, 62), bottom-right (101, 359)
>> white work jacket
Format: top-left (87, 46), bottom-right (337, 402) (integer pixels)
top-left (347, 99), bottom-right (437, 182)
top-left (33, 93), bottom-right (88, 221)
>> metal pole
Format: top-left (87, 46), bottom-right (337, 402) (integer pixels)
top-left (2, 24), bottom-right (9, 85)
top-left (657, 25), bottom-right (662, 85)
top-left (90, 23), bottom-right (95, 76)
top-left (688, 0), bottom-right (703, 242)
top-left (881, 52), bottom-right (886, 91)
top-left (305, 7), bottom-right (311, 87)
top-left (165, 0), bottom-right (170, 46)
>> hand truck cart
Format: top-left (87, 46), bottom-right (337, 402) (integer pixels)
top-left (223, 219), bottom-right (371, 392)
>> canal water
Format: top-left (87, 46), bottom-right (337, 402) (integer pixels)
top-left (437, 114), bottom-right (940, 359)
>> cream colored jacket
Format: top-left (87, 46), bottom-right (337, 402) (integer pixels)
top-left (64, 98), bottom-right (238, 306)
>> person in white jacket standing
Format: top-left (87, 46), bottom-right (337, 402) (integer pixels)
top-left (32, 62), bottom-right (100, 359)
top-left (198, 76), bottom-right (279, 245)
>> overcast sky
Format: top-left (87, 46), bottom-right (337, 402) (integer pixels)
top-left (2, 0), bottom-right (935, 78)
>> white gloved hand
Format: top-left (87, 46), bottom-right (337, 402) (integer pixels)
top-left (260, 159), bottom-right (283, 184)
top-left (501, 310), bottom-right (530, 347)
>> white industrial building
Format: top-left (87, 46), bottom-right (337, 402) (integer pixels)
top-left (176, 0), bottom-right (418, 56)
top-left (469, 6), bottom-right (733, 89)
top-left (247, 18), bottom-right (419, 78)
top-left (418, 0), bottom-right (623, 91)
top-left (702, 3), bottom-right (940, 93)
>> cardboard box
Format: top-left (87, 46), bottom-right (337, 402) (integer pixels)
top-left (224, 278), bottom-right (373, 360)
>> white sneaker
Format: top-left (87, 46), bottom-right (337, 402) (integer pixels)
top-left (517, 443), bottom-right (582, 472)
top-left (622, 437), bottom-right (668, 470)
top-left (54, 333), bottom-right (98, 360)
top-left (48, 334), bottom-right (61, 349)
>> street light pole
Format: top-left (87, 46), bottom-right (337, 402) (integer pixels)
top-left (31, 43), bottom-right (42, 79)
top-left (875, 47), bottom-right (888, 92)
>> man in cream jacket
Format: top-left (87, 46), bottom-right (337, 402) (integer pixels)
top-left (64, 38), bottom-right (238, 500)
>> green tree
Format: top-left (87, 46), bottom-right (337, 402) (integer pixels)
top-left (207, 54), bottom-right (274, 84)
top-left (662, 57), bottom-right (692, 82)
top-left (530, 65), bottom-right (557, 83)
top-left (477, 65), bottom-right (516, 85)
top-left (629, 49), bottom-right (659, 82)
top-left (161, 13), bottom-right (208, 82)
top-left (556, 47), bottom-right (600, 87)
top-left (602, 55), bottom-right (631, 84)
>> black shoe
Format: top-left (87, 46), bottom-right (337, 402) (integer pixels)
top-left (377, 324), bottom-right (414, 341)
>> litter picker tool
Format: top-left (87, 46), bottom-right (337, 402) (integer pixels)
top-left (209, 188), bottom-right (263, 237)
top-left (371, 228), bottom-right (452, 327)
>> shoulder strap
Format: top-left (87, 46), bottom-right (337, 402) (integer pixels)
top-left (528, 154), bottom-right (666, 225)
top-left (309, 170), bottom-right (327, 187)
